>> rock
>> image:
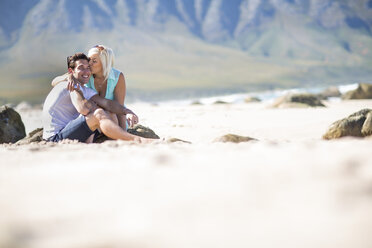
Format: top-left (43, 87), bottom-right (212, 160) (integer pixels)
top-left (318, 86), bottom-right (341, 99)
top-left (94, 124), bottom-right (160, 143)
top-left (127, 124), bottom-right (160, 139)
top-left (342, 83), bottom-right (372, 100)
top-left (361, 111), bottom-right (372, 136)
top-left (214, 134), bottom-right (257, 143)
top-left (15, 128), bottom-right (44, 145)
top-left (323, 109), bottom-right (372, 139)
top-left (190, 100), bottom-right (203, 105)
top-left (244, 96), bottom-right (261, 103)
top-left (213, 100), bottom-right (229, 104)
top-left (0, 106), bottom-right (26, 143)
top-left (165, 137), bottom-right (192, 144)
top-left (271, 93), bottom-right (326, 108)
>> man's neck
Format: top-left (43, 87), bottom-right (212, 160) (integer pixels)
top-left (93, 72), bottom-right (105, 80)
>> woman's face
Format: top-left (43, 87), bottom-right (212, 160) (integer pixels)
top-left (89, 53), bottom-right (102, 75)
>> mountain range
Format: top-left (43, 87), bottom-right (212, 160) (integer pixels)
top-left (1, 0), bottom-right (372, 103)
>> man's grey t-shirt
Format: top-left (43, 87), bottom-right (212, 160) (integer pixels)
top-left (42, 81), bottom-right (97, 139)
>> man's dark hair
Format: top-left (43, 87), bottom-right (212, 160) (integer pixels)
top-left (67, 53), bottom-right (89, 70)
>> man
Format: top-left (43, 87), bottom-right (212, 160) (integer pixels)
top-left (42, 53), bottom-right (150, 143)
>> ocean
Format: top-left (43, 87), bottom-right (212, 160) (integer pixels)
top-left (153, 83), bottom-right (360, 106)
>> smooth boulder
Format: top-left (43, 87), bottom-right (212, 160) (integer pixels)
top-left (0, 106), bottom-right (26, 143)
top-left (272, 93), bottom-right (325, 108)
top-left (342, 83), bottom-right (372, 100)
top-left (323, 109), bottom-right (372, 139)
top-left (214, 134), bottom-right (257, 143)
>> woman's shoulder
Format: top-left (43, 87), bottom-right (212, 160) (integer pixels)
top-left (110, 67), bottom-right (123, 78)
top-left (111, 67), bottom-right (122, 73)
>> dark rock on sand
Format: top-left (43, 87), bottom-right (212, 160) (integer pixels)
top-left (342, 83), bottom-right (372, 100)
top-left (191, 100), bottom-right (203, 105)
top-left (213, 100), bottom-right (229, 104)
top-left (0, 106), bottom-right (26, 143)
top-left (323, 109), bottom-right (372, 139)
top-left (272, 93), bottom-right (326, 108)
top-left (16, 128), bottom-right (44, 145)
top-left (244, 96), bottom-right (261, 103)
top-left (214, 134), bottom-right (257, 143)
top-left (165, 137), bottom-right (192, 144)
top-left (127, 124), bottom-right (160, 139)
top-left (95, 124), bottom-right (161, 143)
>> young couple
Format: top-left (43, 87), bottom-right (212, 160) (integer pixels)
top-left (42, 45), bottom-right (153, 143)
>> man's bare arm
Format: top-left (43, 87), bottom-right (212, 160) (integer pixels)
top-left (70, 85), bottom-right (97, 115)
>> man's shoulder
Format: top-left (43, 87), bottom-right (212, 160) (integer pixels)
top-left (82, 85), bottom-right (97, 94)
top-left (82, 84), bottom-right (98, 99)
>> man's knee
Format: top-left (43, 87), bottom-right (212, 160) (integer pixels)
top-left (93, 108), bottom-right (108, 120)
top-left (85, 108), bottom-right (106, 130)
top-left (108, 112), bottom-right (119, 124)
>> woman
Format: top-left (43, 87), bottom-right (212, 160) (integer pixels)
top-left (52, 45), bottom-right (136, 130)
top-left (87, 44), bottom-right (135, 130)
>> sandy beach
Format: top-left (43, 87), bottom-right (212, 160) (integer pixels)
top-left (1, 99), bottom-right (372, 248)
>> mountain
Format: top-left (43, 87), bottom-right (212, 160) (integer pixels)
top-left (0, 0), bottom-right (372, 103)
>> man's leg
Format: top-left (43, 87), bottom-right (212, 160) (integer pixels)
top-left (53, 115), bottom-right (95, 142)
top-left (85, 108), bottom-right (144, 142)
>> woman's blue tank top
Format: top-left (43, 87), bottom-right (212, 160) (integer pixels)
top-left (86, 68), bottom-right (121, 100)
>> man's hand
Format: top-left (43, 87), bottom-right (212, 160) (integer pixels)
top-left (67, 74), bottom-right (83, 95)
top-left (126, 113), bottom-right (139, 128)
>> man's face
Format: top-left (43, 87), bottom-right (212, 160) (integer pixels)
top-left (69, 59), bottom-right (91, 84)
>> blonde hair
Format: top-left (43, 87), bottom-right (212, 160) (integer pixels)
top-left (88, 45), bottom-right (115, 81)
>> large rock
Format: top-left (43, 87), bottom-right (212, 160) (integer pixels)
top-left (0, 106), bottom-right (26, 143)
top-left (323, 109), bottom-right (372, 139)
top-left (214, 134), bottom-right (257, 143)
top-left (342, 83), bottom-right (372, 100)
top-left (272, 93), bottom-right (326, 108)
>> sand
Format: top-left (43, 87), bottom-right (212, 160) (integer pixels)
top-left (1, 99), bottom-right (372, 248)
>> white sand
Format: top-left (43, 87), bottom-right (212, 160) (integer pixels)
top-left (1, 100), bottom-right (372, 248)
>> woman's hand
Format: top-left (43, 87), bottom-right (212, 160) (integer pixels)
top-left (126, 113), bottom-right (139, 128)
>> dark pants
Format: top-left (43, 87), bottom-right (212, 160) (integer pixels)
top-left (49, 115), bottom-right (95, 142)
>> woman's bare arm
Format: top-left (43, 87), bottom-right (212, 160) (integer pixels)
top-left (114, 73), bottom-right (128, 129)
top-left (51, 73), bottom-right (69, 86)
